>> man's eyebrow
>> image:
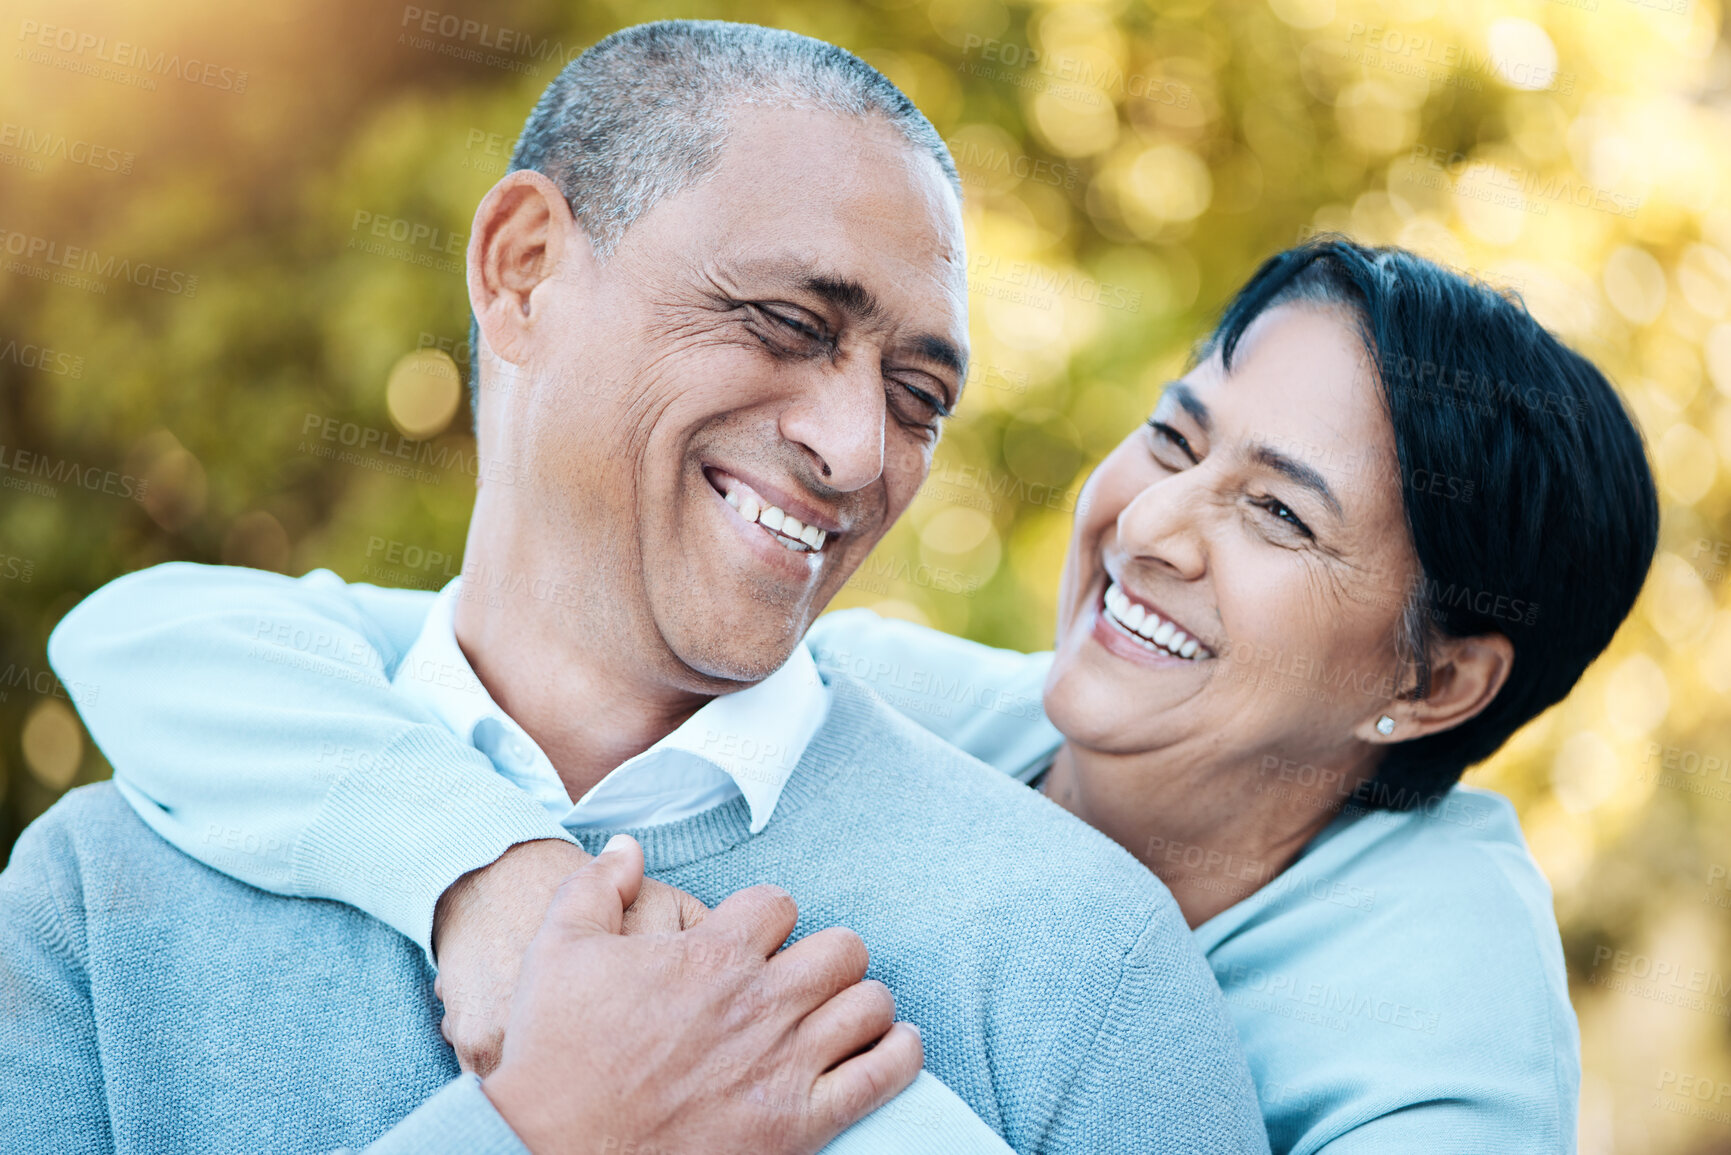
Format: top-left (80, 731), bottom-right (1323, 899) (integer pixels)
top-left (791, 270), bottom-right (965, 398)
top-left (912, 332), bottom-right (966, 381)
top-left (800, 273), bottom-right (965, 388)
top-left (803, 275), bottom-right (883, 324)
top-left (1247, 443), bottom-right (1344, 519)
top-left (1161, 382), bottom-right (1212, 435)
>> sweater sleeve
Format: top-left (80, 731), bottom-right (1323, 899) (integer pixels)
top-left (805, 609), bottom-right (1062, 783)
top-left (1304, 1101), bottom-right (1557, 1155)
top-left (348, 1070), bottom-right (1015, 1155)
top-left (46, 562), bottom-right (572, 961)
top-left (0, 822), bottom-right (114, 1153)
top-left (1045, 916), bottom-right (1271, 1155)
top-left (0, 830), bottom-right (521, 1155)
top-left (822, 1071), bottom-right (1016, 1154)
top-left (344, 1076), bottom-right (530, 1154)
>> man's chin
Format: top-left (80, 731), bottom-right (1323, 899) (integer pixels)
top-left (663, 617), bottom-right (812, 688)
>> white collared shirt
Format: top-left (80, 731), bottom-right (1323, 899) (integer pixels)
top-left (391, 579), bottom-right (828, 834)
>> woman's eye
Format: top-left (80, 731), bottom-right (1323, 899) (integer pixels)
top-left (1256, 497), bottom-right (1314, 539)
top-left (1146, 420), bottom-right (1197, 465)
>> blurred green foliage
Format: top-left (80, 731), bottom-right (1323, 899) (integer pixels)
top-left (3, 0), bottom-right (1730, 1149)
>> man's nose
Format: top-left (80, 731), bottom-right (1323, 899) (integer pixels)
top-left (779, 359), bottom-right (886, 492)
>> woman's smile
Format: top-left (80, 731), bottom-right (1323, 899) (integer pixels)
top-left (1099, 579), bottom-right (1208, 661)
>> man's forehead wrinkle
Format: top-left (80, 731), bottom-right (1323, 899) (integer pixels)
top-left (712, 254), bottom-right (852, 295)
top-left (687, 257), bottom-right (745, 303)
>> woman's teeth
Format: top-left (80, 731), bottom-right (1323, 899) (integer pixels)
top-left (724, 484), bottom-right (827, 552)
top-left (1103, 581), bottom-right (1203, 660)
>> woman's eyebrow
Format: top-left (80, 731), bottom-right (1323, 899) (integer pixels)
top-left (1246, 443), bottom-right (1344, 519)
top-left (1161, 382), bottom-right (1212, 434)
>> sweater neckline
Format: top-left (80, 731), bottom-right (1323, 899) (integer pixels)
top-left (566, 674), bottom-right (875, 872)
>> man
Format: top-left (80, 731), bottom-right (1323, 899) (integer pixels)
top-left (4, 21), bottom-right (1268, 1154)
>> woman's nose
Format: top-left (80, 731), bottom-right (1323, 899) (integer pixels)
top-left (1116, 472), bottom-right (1208, 580)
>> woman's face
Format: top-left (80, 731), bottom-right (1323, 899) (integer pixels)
top-left (1045, 303), bottom-right (1420, 779)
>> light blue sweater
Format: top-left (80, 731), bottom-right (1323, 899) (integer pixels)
top-left (16, 565), bottom-right (1270, 1154)
top-left (46, 563), bottom-right (1579, 1153)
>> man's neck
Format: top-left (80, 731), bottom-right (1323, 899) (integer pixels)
top-left (451, 579), bottom-right (715, 804)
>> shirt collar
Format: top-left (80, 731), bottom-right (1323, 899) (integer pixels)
top-left (391, 581), bottom-right (500, 748)
top-left (390, 578), bottom-right (825, 833)
top-left (619, 632), bottom-right (826, 833)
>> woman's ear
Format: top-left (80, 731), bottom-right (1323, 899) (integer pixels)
top-left (1357, 631), bottom-right (1514, 744)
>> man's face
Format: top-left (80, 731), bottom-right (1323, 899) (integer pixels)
top-left (485, 107), bottom-right (967, 690)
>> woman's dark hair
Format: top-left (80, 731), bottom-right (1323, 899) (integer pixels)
top-left (1206, 237), bottom-right (1659, 807)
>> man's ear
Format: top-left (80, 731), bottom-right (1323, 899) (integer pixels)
top-left (1356, 631), bottom-right (1514, 745)
top-left (465, 170), bottom-right (591, 370)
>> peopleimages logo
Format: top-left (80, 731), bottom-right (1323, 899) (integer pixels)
top-left (396, 7), bottom-right (584, 77)
top-left (1407, 576), bottom-right (1538, 627)
top-left (966, 254), bottom-right (1143, 314)
top-left (0, 228), bottom-right (198, 296)
top-left (0, 122), bottom-right (134, 174)
top-left (1589, 945), bottom-right (1731, 1014)
top-left (0, 337), bottom-right (83, 378)
top-left (16, 19), bottom-right (249, 92)
top-left (0, 444), bottom-right (150, 502)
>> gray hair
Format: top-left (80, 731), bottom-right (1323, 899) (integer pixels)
top-left (467, 20), bottom-right (959, 425)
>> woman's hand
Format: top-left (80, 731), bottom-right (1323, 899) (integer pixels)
top-left (431, 837), bottom-right (709, 1075)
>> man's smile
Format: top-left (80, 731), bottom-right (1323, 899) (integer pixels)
top-left (704, 465), bottom-right (842, 560)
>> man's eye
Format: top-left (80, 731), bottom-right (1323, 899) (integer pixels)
top-left (746, 303), bottom-right (830, 351)
top-left (751, 304), bottom-right (823, 341)
top-left (766, 308), bottom-right (823, 341)
top-left (888, 378), bottom-right (949, 435)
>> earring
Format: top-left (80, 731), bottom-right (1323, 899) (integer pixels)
top-left (1376, 715), bottom-right (1396, 736)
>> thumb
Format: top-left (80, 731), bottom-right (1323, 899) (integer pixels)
top-left (545, 834), bottom-right (645, 940)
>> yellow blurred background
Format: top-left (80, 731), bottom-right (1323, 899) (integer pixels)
top-left (2, 0), bottom-right (1728, 1148)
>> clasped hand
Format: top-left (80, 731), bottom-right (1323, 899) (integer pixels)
top-left (433, 837), bottom-right (922, 1155)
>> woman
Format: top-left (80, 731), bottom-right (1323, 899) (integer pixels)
top-left (51, 239), bottom-right (1656, 1153)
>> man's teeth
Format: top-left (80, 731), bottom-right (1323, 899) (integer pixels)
top-left (724, 485), bottom-right (828, 552)
top-left (1103, 582), bottom-right (1203, 660)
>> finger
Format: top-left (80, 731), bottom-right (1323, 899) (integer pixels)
top-left (679, 889), bottom-right (709, 931)
top-left (765, 925), bottom-right (870, 1014)
top-left (440, 1012), bottom-right (491, 1078)
top-left (619, 880), bottom-right (708, 937)
top-left (705, 883), bottom-right (799, 960)
top-left (463, 1034), bottom-right (503, 1079)
top-left (544, 834), bottom-right (645, 939)
top-left (807, 1022), bottom-right (923, 1139)
top-left (796, 979), bottom-right (897, 1074)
